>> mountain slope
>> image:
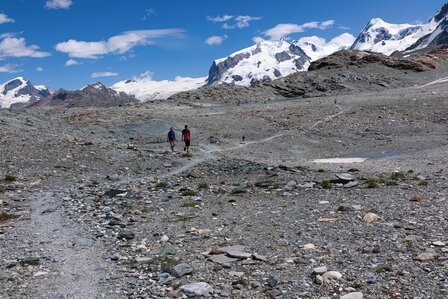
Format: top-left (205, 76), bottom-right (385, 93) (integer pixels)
top-left (406, 3), bottom-right (448, 51)
top-left (31, 82), bottom-right (138, 108)
top-left (0, 77), bottom-right (53, 109)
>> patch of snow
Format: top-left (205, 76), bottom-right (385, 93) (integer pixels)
top-left (312, 158), bottom-right (367, 164)
top-left (111, 76), bottom-right (207, 101)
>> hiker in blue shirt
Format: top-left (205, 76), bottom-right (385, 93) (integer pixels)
top-left (167, 127), bottom-right (177, 152)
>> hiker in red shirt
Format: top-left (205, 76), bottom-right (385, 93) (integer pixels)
top-left (182, 125), bottom-right (191, 152)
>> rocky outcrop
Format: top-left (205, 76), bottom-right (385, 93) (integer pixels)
top-left (308, 50), bottom-right (430, 72)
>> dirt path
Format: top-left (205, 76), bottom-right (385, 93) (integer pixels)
top-left (162, 133), bottom-right (285, 177)
top-left (24, 191), bottom-right (111, 298)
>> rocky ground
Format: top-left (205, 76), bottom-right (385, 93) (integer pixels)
top-left (1, 70), bottom-right (448, 298)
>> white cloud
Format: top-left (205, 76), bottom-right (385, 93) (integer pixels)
top-left (207, 15), bottom-right (234, 22)
top-left (45, 0), bottom-right (73, 10)
top-left (229, 16), bottom-right (262, 29)
top-left (142, 9), bottom-right (157, 21)
top-left (0, 32), bottom-right (21, 39)
top-left (252, 36), bottom-right (264, 43)
top-left (205, 35), bottom-right (227, 46)
top-left (0, 13), bottom-right (15, 24)
top-left (0, 37), bottom-right (50, 58)
top-left (263, 20), bottom-right (336, 40)
top-left (133, 70), bottom-right (153, 82)
top-left (0, 63), bottom-right (21, 73)
top-left (65, 59), bottom-right (79, 66)
top-left (91, 71), bottom-right (118, 78)
top-left (208, 15), bottom-right (261, 29)
top-left (36, 66), bottom-right (44, 72)
top-left (56, 29), bottom-right (184, 59)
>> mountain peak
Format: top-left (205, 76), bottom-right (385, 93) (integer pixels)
top-left (434, 2), bottom-right (448, 23)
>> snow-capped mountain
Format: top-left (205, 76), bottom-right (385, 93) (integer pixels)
top-left (351, 3), bottom-right (448, 55)
top-left (31, 82), bottom-right (138, 108)
top-left (207, 39), bottom-right (310, 86)
top-left (111, 76), bottom-right (207, 101)
top-left (0, 77), bottom-right (53, 109)
top-left (406, 3), bottom-right (448, 51)
top-left (294, 33), bottom-right (356, 61)
top-left (350, 18), bottom-right (424, 55)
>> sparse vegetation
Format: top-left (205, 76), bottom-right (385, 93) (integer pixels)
top-left (197, 182), bottom-right (208, 189)
top-left (0, 186), bottom-right (5, 193)
top-left (418, 180), bottom-right (428, 186)
top-left (390, 171), bottom-right (404, 181)
top-left (155, 182), bottom-right (167, 188)
top-left (319, 180), bottom-right (332, 189)
top-left (0, 212), bottom-right (20, 222)
top-left (180, 201), bottom-right (199, 208)
top-left (140, 207), bottom-right (149, 213)
top-left (181, 190), bottom-right (197, 196)
top-left (3, 174), bottom-right (16, 182)
top-left (366, 178), bottom-right (378, 188)
top-left (385, 180), bottom-right (398, 186)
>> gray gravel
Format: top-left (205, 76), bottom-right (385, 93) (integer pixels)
top-left (1, 59), bottom-right (448, 298)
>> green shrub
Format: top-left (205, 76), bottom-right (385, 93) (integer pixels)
top-left (390, 171), bottom-right (404, 181)
top-left (319, 180), bottom-right (332, 189)
top-left (3, 174), bottom-right (16, 182)
top-left (418, 180), bottom-right (428, 186)
top-left (155, 182), bottom-right (167, 188)
top-left (385, 180), bottom-right (398, 186)
top-left (180, 201), bottom-right (198, 208)
top-left (366, 178), bottom-right (378, 188)
top-left (197, 182), bottom-right (208, 189)
top-left (181, 190), bottom-right (197, 196)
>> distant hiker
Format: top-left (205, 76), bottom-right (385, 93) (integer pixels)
top-left (182, 125), bottom-right (191, 152)
top-left (167, 127), bottom-right (176, 152)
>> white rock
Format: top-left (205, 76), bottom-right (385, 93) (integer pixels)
top-left (322, 271), bottom-right (343, 281)
top-left (340, 292), bottom-right (364, 299)
top-left (303, 243), bottom-right (316, 250)
top-left (33, 271), bottom-right (49, 277)
top-left (180, 282), bottom-right (213, 296)
top-left (160, 235), bottom-right (169, 243)
top-left (362, 212), bottom-right (380, 223)
top-left (432, 241), bottom-right (446, 247)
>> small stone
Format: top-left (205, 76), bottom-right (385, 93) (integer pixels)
top-left (135, 257), bottom-right (152, 264)
top-left (313, 266), bottom-right (328, 274)
top-left (231, 187), bottom-right (247, 194)
top-left (163, 162), bottom-right (172, 168)
top-left (303, 243), bottom-right (316, 250)
top-left (20, 257), bottom-right (40, 266)
top-left (172, 263), bottom-right (194, 277)
top-left (415, 252), bottom-right (438, 261)
top-left (118, 230), bottom-right (135, 240)
top-left (266, 276), bottom-right (278, 288)
top-left (432, 241), bottom-right (446, 247)
top-left (188, 171), bottom-right (201, 178)
top-left (160, 235), bottom-right (169, 243)
top-left (33, 271), bottom-right (48, 277)
top-left (318, 218), bottom-right (338, 222)
top-left (253, 253), bottom-right (268, 262)
top-left (208, 254), bottom-right (238, 266)
top-left (362, 213), bottom-right (380, 223)
top-left (180, 282), bottom-right (213, 297)
top-left (322, 271), bottom-right (343, 282)
top-left (340, 292), bottom-right (364, 299)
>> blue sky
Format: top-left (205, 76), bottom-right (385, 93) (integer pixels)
top-left (0, 0), bottom-right (445, 89)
